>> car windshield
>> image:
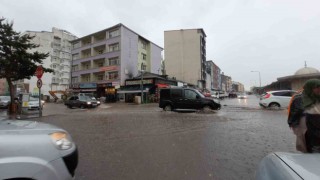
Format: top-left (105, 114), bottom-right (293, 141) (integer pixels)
top-left (79, 96), bottom-right (93, 101)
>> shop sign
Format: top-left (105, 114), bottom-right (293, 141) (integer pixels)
top-left (97, 83), bottom-right (112, 88)
top-left (126, 79), bottom-right (153, 85)
top-left (100, 66), bottom-right (118, 72)
top-left (80, 83), bottom-right (97, 89)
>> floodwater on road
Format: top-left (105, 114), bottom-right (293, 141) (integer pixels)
top-left (0, 95), bottom-right (297, 180)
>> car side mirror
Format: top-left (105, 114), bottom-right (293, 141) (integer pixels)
top-left (196, 95), bottom-right (200, 99)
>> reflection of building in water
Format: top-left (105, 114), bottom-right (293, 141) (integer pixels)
top-left (265, 64), bottom-right (320, 91)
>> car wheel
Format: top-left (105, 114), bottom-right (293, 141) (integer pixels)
top-left (68, 105), bottom-right (73, 109)
top-left (269, 102), bottom-right (280, 110)
top-left (80, 105), bottom-right (85, 109)
top-left (202, 105), bottom-right (212, 112)
top-left (163, 104), bottom-right (173, 111)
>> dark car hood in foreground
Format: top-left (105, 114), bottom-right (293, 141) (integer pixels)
top-left (0, 119), bottom-right (63, 133)
top-left (256, 152), bottom-right (320, 180)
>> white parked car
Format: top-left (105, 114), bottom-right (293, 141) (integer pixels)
top-left (259, 90), bottom-right (297, 109)
top-left (28, 97), bottom-right (45, 110)
top-left (256, 152), bottom-right (320, 180)
top-left (0, 119), bottom-right (78, 179)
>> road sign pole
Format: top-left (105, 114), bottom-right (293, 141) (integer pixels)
top-left (39, 87), bottom-right (42, 117)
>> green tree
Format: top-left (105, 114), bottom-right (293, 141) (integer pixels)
top-left (0, 18), bottom-right (53, 113)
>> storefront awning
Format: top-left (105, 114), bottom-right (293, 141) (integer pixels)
top-left (117, 90), bottom-right (149, 94)
top-left (117, 85), bottom-right (153, 94)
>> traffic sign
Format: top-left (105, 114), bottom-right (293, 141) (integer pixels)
top-left (37, 79), bottom-right (42, 88)
top-left (35, 65), bottom-right (44, 79)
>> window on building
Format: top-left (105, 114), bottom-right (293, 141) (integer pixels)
top-left (108, 71), bottom-right (118, 80)
top-left (97, 62), bottom-right (104, 67)
top-left (72, 77), bottom-right (78, 83)
top-left (109, 43), bottom-right (119, 52)
top-left (142, 53), bottom-right (147, 60)
top-left (108, 57), bottom-right (119, 66)
top-left (52, 65), bottom-right (56, 68)
top-left (72, 65), bottom-right (79, 71)
top-left (109, 29), bottom-right (119, 38)
top-left (98, 50), bottom-right (104, 54)
top-left (83, 75), bottom-right (90, 82)
top-left (97, 74), bottom-right (104, 81)
top-left (141, 64), bottom-right (147, 71)
top-left (141, 41), bottom-right (147, 49)
top-left (72, 54), bottom-right (79, 60)
top-left (82, 63), bottom-right (90, 70)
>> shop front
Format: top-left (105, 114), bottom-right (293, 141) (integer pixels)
top-left (118, 72), bottom-right (177, 103)
top-left (71, 83), bottom-right (97, 96)
top-left (97, 82), bottom-right (119, 102)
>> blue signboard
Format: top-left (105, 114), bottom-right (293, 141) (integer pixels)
top-left (79, 83), bottom-right (97, 89)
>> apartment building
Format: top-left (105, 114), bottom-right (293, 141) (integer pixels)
top-left (70, 23), bottom-right (163, 98)
top-left (206, 60), bottom-right (222, 90)
top-left (164, 29), bottom-right (207, 89)
top-left (20, 28), bottom-right (77, 96)
top-left (221, 74), bottom-right (232, 92)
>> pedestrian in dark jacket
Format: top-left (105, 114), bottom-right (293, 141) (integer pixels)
top-left (288, 79), bottom-right (320, 153)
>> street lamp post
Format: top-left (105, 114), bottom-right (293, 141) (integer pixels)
top-left (251, 71), bottom-right (261, 93)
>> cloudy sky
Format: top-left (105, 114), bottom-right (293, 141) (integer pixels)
top-left (1, 0), bottom-right (320, 90)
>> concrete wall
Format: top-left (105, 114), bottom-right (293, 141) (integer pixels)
top-left (164, 30), bottom-right (202, 86)
top-left (120, 26), bottom-right (139, 85)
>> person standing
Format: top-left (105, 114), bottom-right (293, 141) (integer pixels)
top-left (288, 79), bottom-right (320, 153)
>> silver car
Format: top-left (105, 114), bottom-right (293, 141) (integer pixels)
top-left (256, 152), bottom-right (320, 180)
top-left (0, 96), bottom-right (10, 108)
top-left (0, 119), bottom-right (78, 180)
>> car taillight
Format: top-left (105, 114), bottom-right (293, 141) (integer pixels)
top-left (264, 93), bottom-right (271, 99)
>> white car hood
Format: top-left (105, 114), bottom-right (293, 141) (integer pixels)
top-left (0, 119), bottom-right (62, 134)
top-left (275, 152), bottom-right (320, 179)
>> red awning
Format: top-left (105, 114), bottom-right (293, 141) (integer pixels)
top-left (157, 84), bottom-right (169, 88)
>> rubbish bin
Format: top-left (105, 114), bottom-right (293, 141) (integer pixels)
top-left (135, 96), bottom-right (141, 104)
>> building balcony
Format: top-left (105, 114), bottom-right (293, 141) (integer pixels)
top-left (72, 36), bottom-right (121, 54)
top-left (72, 51), bottom-right (121, 65)
top-left (60, 74), bottom-right (70, 79)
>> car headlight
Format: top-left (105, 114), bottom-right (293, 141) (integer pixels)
top-left (50, 132), bottom-right (73, 150)
top-left (87, 102), bottom-right (91, 105)
top-left (97, 101), bottom-right (101, 104)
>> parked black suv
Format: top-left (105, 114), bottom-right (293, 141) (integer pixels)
top-left (159, 87), bottom-right (221, 111)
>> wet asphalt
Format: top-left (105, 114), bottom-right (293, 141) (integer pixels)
top-left (0, 95), bottom-right (297, 180)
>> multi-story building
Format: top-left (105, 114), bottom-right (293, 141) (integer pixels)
top-left (20, 28), bottom-right (77, 96)
top-left (164, 29), bottom-right (207, 89)
top-left (70, 24), bottom-right (163, 98)
top-left (232, 81), bottom-right (245, 92)
top-left (221, 74), bottom-right (232, 92)
top-left (206, 60), bottom-right (222, 90)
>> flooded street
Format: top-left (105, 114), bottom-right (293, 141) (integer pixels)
top-left (0, 95), bottom-right (297, 180)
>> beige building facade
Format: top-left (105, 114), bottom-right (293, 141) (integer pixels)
top-left (164, 29), bottom-right (207, 88)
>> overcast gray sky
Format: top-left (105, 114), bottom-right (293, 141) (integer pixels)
top-left (1, 0), bottom-right (320, 90)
